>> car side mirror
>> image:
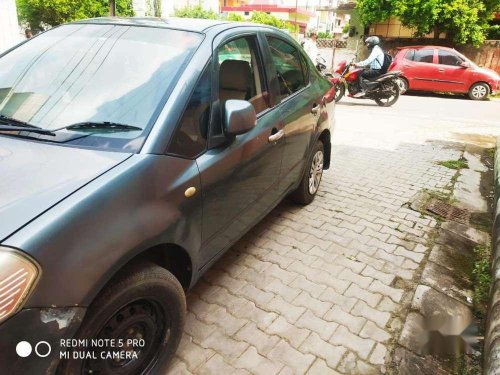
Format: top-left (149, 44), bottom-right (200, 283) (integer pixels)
top-left (224, 100), bottom-right (256, 136)
top-left (459, 61), bottom-right (470, 68)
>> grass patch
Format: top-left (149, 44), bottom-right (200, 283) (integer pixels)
top-left (486, 147), bottom-right (496, 161)
top-left (472, 243), bottom-right (492, 317)
top-left (438, 158), bottom-right (469, 170)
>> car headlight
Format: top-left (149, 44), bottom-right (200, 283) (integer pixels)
top-left (0, 247), bottom-right (40, 324)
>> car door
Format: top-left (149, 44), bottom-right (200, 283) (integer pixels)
top-left (401, 48), bottom-right (438, 91)
top-left (195, 32), bottom-right (284, 266)
top-left (264, 35), bottom-right (320, 191)
top-left (435, 49), bottom-right (470, 93)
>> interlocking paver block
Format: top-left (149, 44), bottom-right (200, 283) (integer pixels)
top-left (266, 316), bottom-right (311, 349)
top-left (296, 310), bottom-right (338, 341)
top-left (324, 305), bottom-right (366, 334)
top-left (234, 322), bottom-right (281, 356)
top-left (330, 326), bottom-right (375, 360)
top-left (234, 346), bottom-right (284, 375)
top-left (268, 340), bottom-right (316, 375)
top-left (299, 332), bottom-right (346, 369)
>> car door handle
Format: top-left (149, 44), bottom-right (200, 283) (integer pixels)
top-left (438, 68), bottom-right (445, 72)
top-left (268, 129), bottom-right (284, 143)
top-left (311, 103), bottom-right (320, 115)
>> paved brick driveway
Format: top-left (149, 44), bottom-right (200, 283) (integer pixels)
top-left (168, 95), bottom-right (500, 374)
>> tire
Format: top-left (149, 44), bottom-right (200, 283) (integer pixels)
top-left (375, 80), bottom-right (400, 107)
top-left (58, 262), bottom-right (186, 375)
top-left (396, 77), bottom-right (409, 94)
top-left (334, 82), bottom-right (345, 102)
top-left (290, 141), bottom-right (324, 205)
top-left (468, 82), bottom-right (490, 100)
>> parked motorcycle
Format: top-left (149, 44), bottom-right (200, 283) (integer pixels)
top-left (331, 59), bottom-right (401, 107)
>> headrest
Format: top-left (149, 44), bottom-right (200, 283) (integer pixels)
top-left (219, 60), bottom-right (252, 91)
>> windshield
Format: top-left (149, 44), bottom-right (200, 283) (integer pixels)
top-left (0, 24), bottom-right (203, 151)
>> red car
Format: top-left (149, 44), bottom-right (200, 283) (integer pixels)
top-left (390, 45), bottom-right (499, 100)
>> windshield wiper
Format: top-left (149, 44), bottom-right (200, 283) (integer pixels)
top-left (0, 124), bottom-right (56, 136)
top-left (0, 114), bottom-right (36, 128)
top-left (0, 114), bottom-right (56, 136)
top-left (53, 121), bottom-right (142, 132)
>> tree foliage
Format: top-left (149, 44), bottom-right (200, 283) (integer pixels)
top-left (173, 5), bottom-right (217, 19)
top-left (249, 11), bottom-right (298, 33)
top-left (17, 0), bottom-right (134, 32)
top-left (227, 12), bottom-right (244, 22)
top-left (174, 6), bottom-right (298, 33)
top-left (356, 0), bottom-right (499, 46)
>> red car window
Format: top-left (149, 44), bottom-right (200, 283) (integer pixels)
top-left (404, 49), bottom-right (415, 60)
top-left (413, 49), bottom-right (434, 63)
top-left (438, 50), bottom-right (463, 66)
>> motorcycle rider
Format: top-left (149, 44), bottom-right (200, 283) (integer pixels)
top-left (352, 36), bottom-right (384, 97)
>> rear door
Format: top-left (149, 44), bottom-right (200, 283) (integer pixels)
top-left (401, 48), bottom-right (438, 91)
top-left (264, 35), bottom-right (321, 191)
top-left (435, 49), bottom-right (470, 93)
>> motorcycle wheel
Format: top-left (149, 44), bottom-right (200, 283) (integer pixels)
top-left (375, 81), bottom-right (399, 107)
top-left (334, 82), bottom-right (345, 102)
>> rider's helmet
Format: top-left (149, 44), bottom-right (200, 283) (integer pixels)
top-left (365, 36), bottom-right (380, 50)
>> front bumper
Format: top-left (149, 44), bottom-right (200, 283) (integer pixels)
top-left (0, 307), bottom-right (86, 374)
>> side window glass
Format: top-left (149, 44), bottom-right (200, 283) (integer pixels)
top-left (168, 63), bottom-right (211, 158)
top-left (413, 49), bottom-right (434, 63)
top-left (266, 37), bottom-right (307, 102)
top-left (405, 49), bottom-right (415, 61)
top-left (217, 36), bottom-right (269, 114)
top-left (438, 50), bottom-right (463, 66)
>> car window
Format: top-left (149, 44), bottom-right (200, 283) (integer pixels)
top-left (217, 36), bottom-right (269, 114)
top-left (167, 62), bottom-right (211, 158)
top-left (413, 49), bottom-right (434, 63)
top-left (438, 50), bottom-right (463, 66)
top-left (404, 49), bottom-right (415, 61)
top-left (266, 37), bottom-right (307, 102)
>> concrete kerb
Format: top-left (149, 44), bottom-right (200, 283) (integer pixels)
top-left (485, 137), bottom-right (500, 374)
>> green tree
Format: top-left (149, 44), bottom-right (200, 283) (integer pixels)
top-left (250, 11), bottom-right (298, 33)
top-left (227, 12), bottom-right (244, 22)
top-left (356, 0), bottom-right (499, 46)
top-left (173, 4), bottom-right (217, 19)
top-left (17, 0), bottom-right (134, 32)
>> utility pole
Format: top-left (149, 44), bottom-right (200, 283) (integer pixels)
top-left (109, 0), bottom-right (116, 16)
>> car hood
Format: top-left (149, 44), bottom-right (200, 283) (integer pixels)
top-left (0, 137), bottom-right (131, 241)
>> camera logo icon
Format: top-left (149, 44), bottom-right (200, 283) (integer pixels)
top-left (16, 341), bottom-right (51, 358)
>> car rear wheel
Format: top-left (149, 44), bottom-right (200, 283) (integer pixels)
top-left (57, 262), bottom-right (185, 375)
top-left (396, 77), bottom-right (408, 94)
top-left (468, 82), bottom-right (490, 100)
top-left (290, 140), bottom-right (324, 205)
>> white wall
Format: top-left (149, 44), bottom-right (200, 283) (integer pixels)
top-left (0, 0), bottom-right (23, 52)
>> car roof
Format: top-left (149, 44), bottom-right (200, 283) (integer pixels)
top-left (396, 45), bottom-right (456, 51)
top-left (72, 16), bottom-right (261, 33)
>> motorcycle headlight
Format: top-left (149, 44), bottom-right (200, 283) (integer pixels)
top-left (0, 247), bottom-right (40, 324)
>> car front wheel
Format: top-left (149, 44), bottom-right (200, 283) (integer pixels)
top-left (290, 140), bottom-right (324, 205)
top-left (57, 262), bottom-right (186, 375)
top-left (468, 82), bottom-right (490, 100)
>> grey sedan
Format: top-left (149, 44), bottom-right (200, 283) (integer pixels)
top-left (0, 17), bottom-right (334, 374)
